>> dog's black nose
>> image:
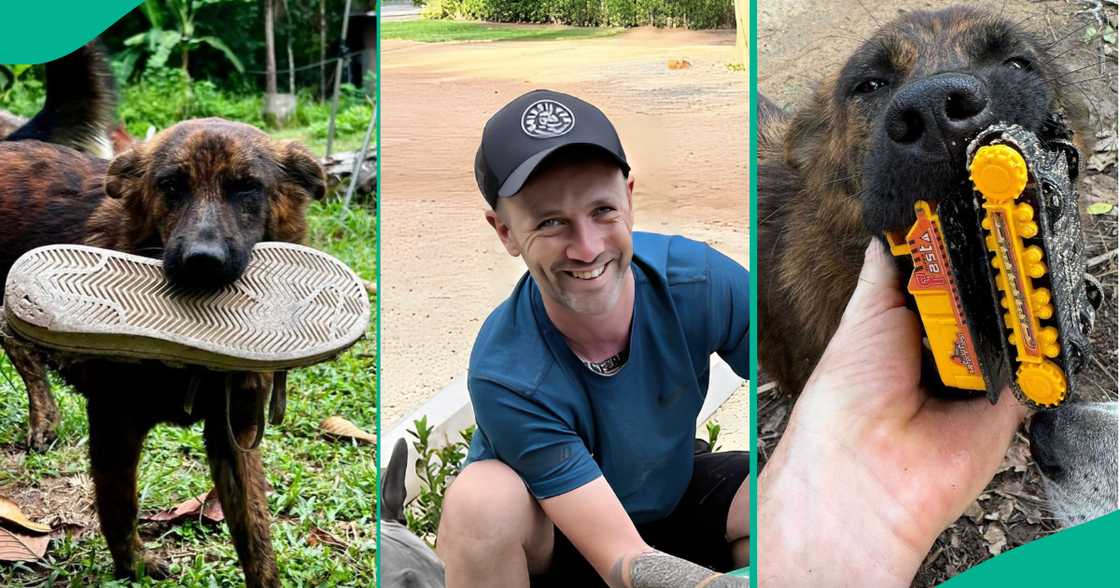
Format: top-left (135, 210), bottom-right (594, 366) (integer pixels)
top-left (173, 241), bottom-right (230, 288)
top-left (184, 241), bottom-right (227, 273)
top-left (885, 74), bottom-right (992, 157)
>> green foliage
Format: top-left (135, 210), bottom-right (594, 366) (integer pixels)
top-left (404, 418), bottom-right (476, 545)
top-left (419, 0), bottom-right (735, 28)
top-left (117, 0), bottom-right (246, 81)
top-left (116, 67), bottom-right (265, 135)
top-left (382, 19), bottom-right (622, 42)
top-left (0, 65), bottom-right (44, 117)
top-left (705, 420), bottom-right (722, 452)
top-left (300, 83), bottom-right (373, 139)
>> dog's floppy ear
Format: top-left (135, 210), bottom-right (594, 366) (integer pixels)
top-left (279, 142), bottom-right (326, 200)
top-left (381, 438), bottom-right (409, 525)
top-left (105, 148), bottom-right (146, 200)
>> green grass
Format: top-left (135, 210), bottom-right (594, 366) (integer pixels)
top-left (0, 200), bottom-right (376, 586)
top-left (0, 67), bottom-right (374, 158)
top-left (382, 19), bottom-right (622, 43)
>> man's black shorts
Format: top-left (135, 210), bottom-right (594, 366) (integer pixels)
top-left (530, 449), bottom-right (749, 587)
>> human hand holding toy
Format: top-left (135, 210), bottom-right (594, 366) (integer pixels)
top-left (758, 240), bottom-right (1027, 586)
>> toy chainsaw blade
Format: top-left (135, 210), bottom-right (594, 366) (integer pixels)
top-left (886, 121), bottom-right (1097, 409)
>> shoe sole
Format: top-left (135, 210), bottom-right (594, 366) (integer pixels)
top-left (3, 243), bottom-right (370, 371)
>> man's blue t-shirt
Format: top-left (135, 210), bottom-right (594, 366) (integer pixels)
top-left (465, 232), bottom-right (749, 523)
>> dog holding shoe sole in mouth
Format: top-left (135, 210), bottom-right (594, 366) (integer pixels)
top-left (0, 41), bottom-right (331, 585)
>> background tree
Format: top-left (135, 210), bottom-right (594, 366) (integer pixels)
top-left (119, 0), bottom-right (245, 81)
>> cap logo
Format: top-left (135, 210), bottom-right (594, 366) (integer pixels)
top-left (521, 99), bottom-right (575, 138)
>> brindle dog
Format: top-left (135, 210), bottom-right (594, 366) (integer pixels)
top-left (0, 114), bottom-right (325, 584)
top-left (0, 42), bottom-right (118, 449)
top-left (758, 6), bottom-right (1087, 395)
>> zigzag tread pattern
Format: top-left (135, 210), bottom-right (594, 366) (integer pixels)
top-left (6, 243), bottom-right (369, 362)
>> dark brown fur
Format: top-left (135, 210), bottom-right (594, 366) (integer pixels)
top-left (758, 7), bottom-right (1086, 395)
top-left (0, 120), bottom-right (325, 585)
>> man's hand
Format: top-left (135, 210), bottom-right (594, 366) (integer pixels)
top-left (758, 240), bottom-right (1028, 586)
top-left (541, 478), bottom-right (746, 588)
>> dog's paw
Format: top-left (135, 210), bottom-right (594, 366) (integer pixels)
top-left (140, 553), bottom-right (172, 580)
top-left (25, 423), bottom-right (57, 453)
top-left (114, 553), bottom-right (172, 581)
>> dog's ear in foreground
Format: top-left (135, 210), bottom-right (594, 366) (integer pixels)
top-left (380, 438), bottom-right (447, 588)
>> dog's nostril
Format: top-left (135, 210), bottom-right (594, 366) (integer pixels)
top-left (182, 243), bottom-right (228, 276)
top-left (888, 110), bottom-right (925, 144)
top-left (944, 90), bottom-right (987, 122)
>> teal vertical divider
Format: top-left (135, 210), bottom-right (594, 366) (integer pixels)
top-left (943, 510), bottom-right (1119, 585)
top-left (0, 1), bottom-right (141, 62)
top-left (375, 1), bottom-right (384, 587)
top-left (748, 0), bottom-right (759, 586)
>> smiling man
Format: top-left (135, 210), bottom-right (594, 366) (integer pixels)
top-left (435, 90), bottom-right (750, 588)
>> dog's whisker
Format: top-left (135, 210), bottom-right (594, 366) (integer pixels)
top-left (1041, 21), bottom-right (1097, 50)
top-left (1056, 74), bottom-right (1113, 88)
top-left (1044, 40), bottom-right (1088, 62)
top-left (1045, 61), bottom-right (1107, 82)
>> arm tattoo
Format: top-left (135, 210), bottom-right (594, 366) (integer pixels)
top-left (607, 550), bottom-right (747, 588)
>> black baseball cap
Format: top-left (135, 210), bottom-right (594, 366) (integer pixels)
top-left (475, 89), bottom-right (630, 209)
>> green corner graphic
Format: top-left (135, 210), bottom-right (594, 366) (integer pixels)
top-left (0, 1), bottom-right (141, 63)
top-left (943, 510), bottom-right (1119, 585)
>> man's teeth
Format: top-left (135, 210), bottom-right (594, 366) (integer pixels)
top-left (569, 265), bottom-right (607, 280)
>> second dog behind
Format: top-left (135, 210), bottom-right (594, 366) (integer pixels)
top-left (381, 438), bottom-right (446, 588)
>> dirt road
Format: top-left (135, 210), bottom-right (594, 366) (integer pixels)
top-left (381, 29), bottom-right (750, 448)
top-left (758, 1), bottom-right (1117, 585)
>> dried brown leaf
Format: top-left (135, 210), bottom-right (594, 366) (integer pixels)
top-left (997, 500), bottom-right (1015, 522)
top-left (983, 525), bottom-right (1007, 556)
top-left (964, 501), bottom-right (985, 523)
top-left (0, 496), bottom-right (50, 535)
top-left (308, 527), bottom-right (349, 552)
top-left (320, 416), bottom-right (375, 445)
top-left (1004, 442), bottom-right (1031, 473)
top-left (1088, 151), bottom-right (1116, 173)
top-left (0, 527), bottom-right (49, 562)
top-left (142, 489), bottom-right (224, 524)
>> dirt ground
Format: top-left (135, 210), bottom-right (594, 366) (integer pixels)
top-left (380, 29), bottom-right (750, 448)
top-left (758, 0), bottom-right (1118, 585)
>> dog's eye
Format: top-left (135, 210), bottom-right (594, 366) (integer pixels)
top-left (852, 78), bottom-right (888, 95)
top-left (227, 179), bottom-right (262, 196)
top-left (1004, 57), bottom-right (1032, 71)
top-left (157, 176), bottom-right (183, 196)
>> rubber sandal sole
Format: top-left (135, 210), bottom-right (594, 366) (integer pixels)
top-left (3, 242), bottom-right (370, 371)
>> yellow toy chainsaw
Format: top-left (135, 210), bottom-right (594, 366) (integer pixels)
top-left (886, 120), bottom-right (1099, 409)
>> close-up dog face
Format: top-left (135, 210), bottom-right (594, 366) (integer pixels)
top-left (104, 118), bottom-right (326, 288)
top-left (787, 6), bottom-right (1078, 235)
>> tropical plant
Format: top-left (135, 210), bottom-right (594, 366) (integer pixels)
top-left (405, 417), bottom-right (476, 544)
top-left (117, 0), bottom-right (245, 81)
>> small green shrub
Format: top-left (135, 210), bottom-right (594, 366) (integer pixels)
top-left (705, 420), bottom-right (722, 452)
top-left (0, 64), bottom-right (46, 118)
top-left (405, 418), bottom-right (477, 545)
top-left (117, 67), bottom-right (266, 135)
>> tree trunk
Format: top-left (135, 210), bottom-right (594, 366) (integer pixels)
top-left (319, 0), bottom-right (327, 101)
top-left (734, 0), bottom-right (748, 66)
top-left (286, 11), bottom-right (295, 95)
top-left (264, 0), bottom-right (277, 96)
